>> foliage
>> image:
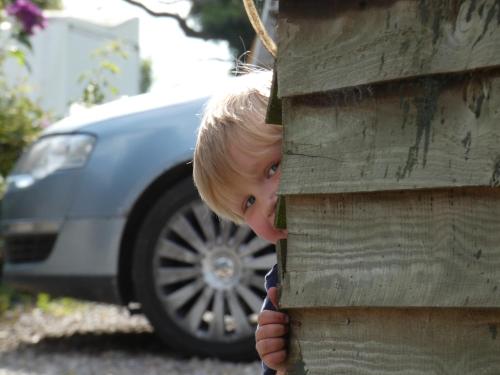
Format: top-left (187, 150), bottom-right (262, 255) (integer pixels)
top-left (140, 57), bottom-right (152, 93)
top-left (0, 284), bottom-right (33, 315)
top-left (77, 40), bottom-right (128, 107)
top-left (6, 0), bottom-right (47, 35)
top-left (3, 0), bottom-right (48, 50)
top-left (0, 77), bottom-right (46, 182)
top-left (1, 0), bottom-right (62, 10)
top-left (30, 0), bottom-right (62, 10)
top-left (0, 286), bottom-right (10, 314)
top-left (0, 1), bottom-right (49, 194)
top-left (0, 285), bottom-right (83, 318)
top-left (189, 0), bottom-right (263, 57)
top-left (36, 293), bottom-right (84, 316)
top-left (123, 0), bottom-right (265, 59)
top-left (0, 56), bottom-right (46, 194)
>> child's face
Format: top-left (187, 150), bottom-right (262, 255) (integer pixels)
top-left (229, 142), bottom-right (288, 244)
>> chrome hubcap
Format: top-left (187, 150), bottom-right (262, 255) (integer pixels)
top-left (202, 249), bottom-right (241, 289)
top-left (213, 256), bottom-right (235, 279)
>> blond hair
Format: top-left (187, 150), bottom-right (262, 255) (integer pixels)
top-left (193, 71), bottom-right (282, 223)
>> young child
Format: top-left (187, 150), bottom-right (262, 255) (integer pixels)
top-left (193, 71), bottom-right (288, 375)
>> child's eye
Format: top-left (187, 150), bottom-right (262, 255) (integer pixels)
top-left (244, 195), bottom-right (256, 211)
top-left (268, 162), bottom-right (280, 178)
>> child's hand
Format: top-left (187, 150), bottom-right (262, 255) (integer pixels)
top-left (255, 287), bottom-right (289, 372)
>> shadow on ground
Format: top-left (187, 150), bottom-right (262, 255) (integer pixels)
top-left (11, 330), bottom-right (188, 357)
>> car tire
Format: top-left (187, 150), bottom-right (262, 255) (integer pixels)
top-left (132, 177), bottom-right (275, 361)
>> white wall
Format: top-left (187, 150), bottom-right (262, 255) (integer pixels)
top-left (4, 12), bottom-right (140, 118)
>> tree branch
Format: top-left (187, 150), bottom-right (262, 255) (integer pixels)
top-left (122, 0), bottom-right (213, 40)
top-left (159, 0), bottom-right (186, 4)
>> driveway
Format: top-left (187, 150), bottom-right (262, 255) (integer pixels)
top-left (0, 303), bottom-right (261, 375)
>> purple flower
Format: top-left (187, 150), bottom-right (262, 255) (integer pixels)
top-left (6, 0), bottom-right (47, 35)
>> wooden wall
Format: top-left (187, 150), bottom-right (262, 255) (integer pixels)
top-left (276, 0), bottom-right (500, 373)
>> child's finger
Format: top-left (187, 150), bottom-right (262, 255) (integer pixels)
top-left (261, 349), bottom-right (287, 370)
top-left (256, 337), bottom-right (287, 358)
top-left (267, 286), bottom-right (279, 308)
top-left (255, 322), bottom-right (288, 342)
top-left (258, 310), bottom-right (289, 326)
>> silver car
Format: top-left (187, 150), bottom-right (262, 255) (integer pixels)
top-left (0, 92), bottom-right (274, 361)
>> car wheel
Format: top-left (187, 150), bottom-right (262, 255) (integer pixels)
top-left (132, 177), bottom-right (275, 361)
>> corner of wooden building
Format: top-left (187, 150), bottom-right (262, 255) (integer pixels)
top-left (275, 0), bottom-right (500, 373)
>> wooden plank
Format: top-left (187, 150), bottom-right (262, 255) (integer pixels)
top-left (286, 308), bottom-right (500, 375)
top-left (280, 72), bottom-right (500, 195)
top-left (278, 0), bottom-right (500, 97)
top-left (280, 189), bottom-right (500, 308)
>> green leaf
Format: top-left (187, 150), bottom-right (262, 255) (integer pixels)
top-left (101, 60), bottom-right (120, 74)
top-left (16, 32), bottom-right (32, 51)
top-left (7, 48), bottom-right (26, 67)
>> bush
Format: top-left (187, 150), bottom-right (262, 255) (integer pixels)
top-left (0, 78), bottom-right (45, 186)
top-left (0, 283), bottom-right (34, 315)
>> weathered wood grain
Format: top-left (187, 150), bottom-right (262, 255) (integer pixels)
top-left (278, 0), bottom-right (500, 97)
top-left (279, 73), bottom-right (500, 195)
top-left (280, 189), bottom-right (500, 308)
top-left (286, 308), bottom-right (500, 375)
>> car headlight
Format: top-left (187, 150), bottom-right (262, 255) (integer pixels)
top-left (11, 134), bottom-right (96, 181)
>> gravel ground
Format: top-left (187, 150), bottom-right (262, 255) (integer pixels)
top-left (0, 303), bottom-right (261, 375)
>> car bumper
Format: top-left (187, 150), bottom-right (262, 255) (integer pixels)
top-left (2, 216), bottom-right (125, 304)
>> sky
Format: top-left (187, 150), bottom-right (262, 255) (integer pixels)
top-left (62, 0), bottom-right (234, 94)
